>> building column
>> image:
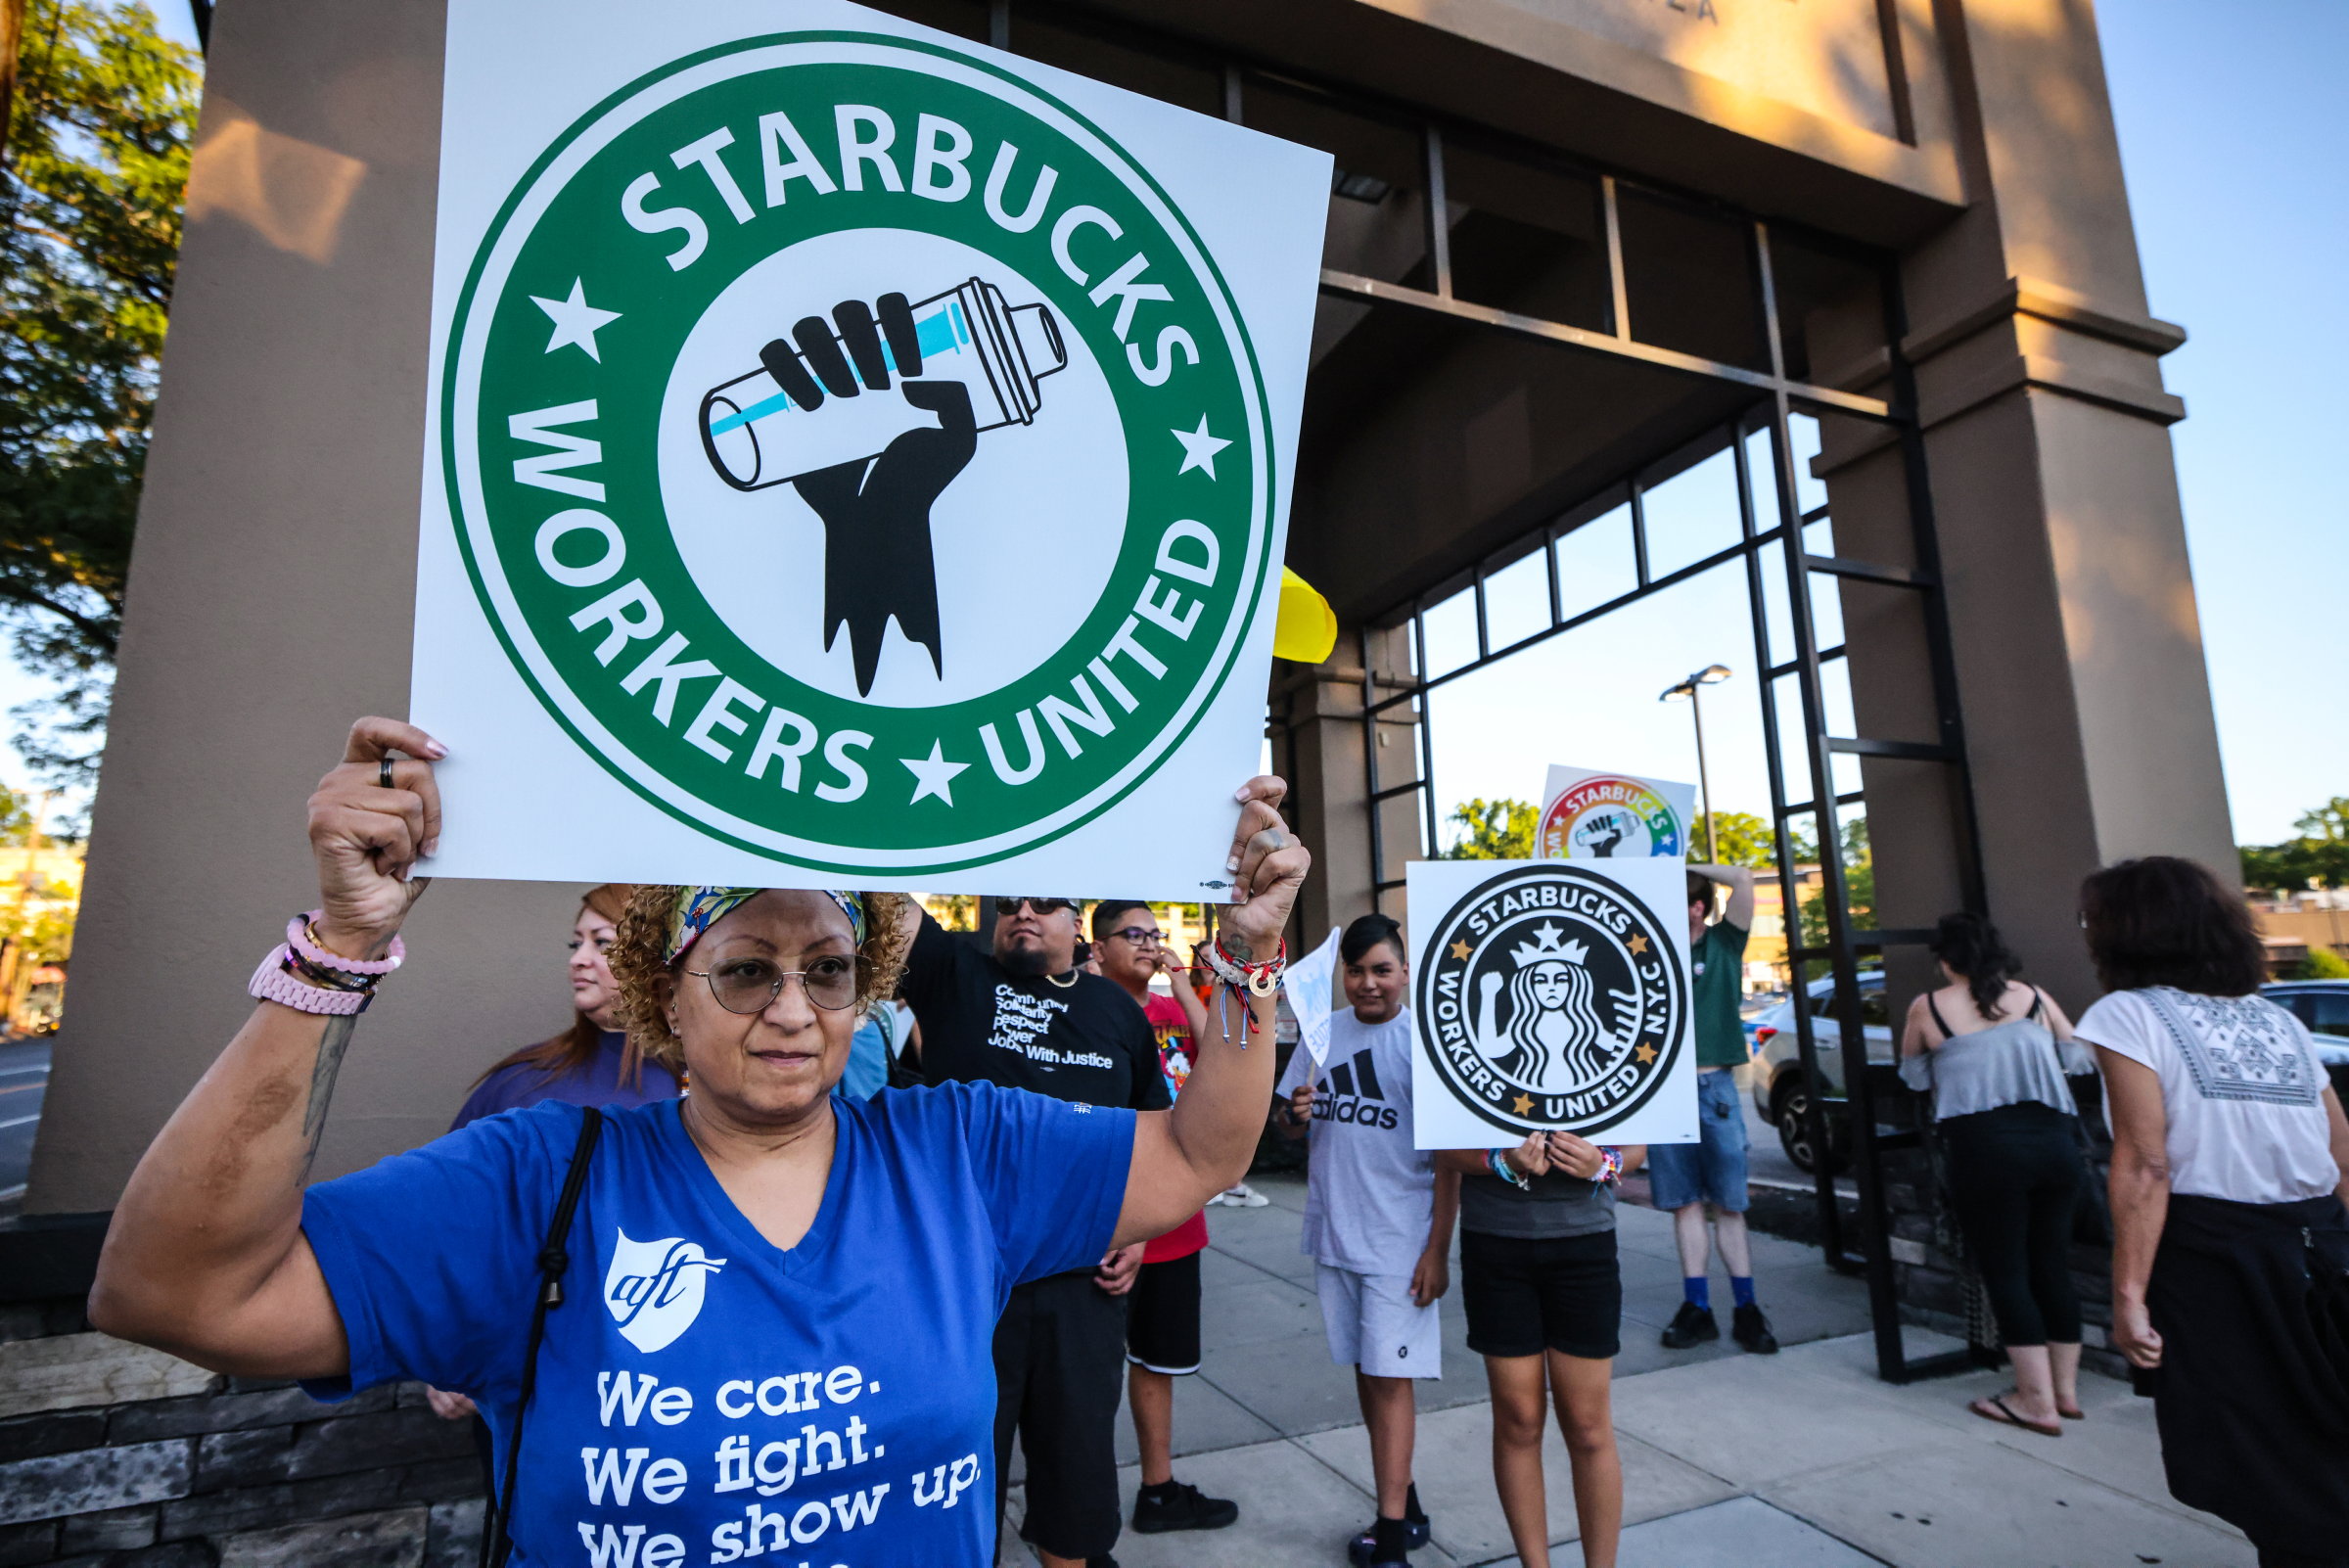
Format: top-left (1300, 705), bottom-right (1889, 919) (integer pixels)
top-left (1276, 624), bottom-right (1422, 943)
top-left (23, 0), bottom-right (585, 1214)
top-left (1824, 0), bottom-right (2231, 1010)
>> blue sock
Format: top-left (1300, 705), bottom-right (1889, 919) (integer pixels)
top-left (1683, 1276), bottom-right (1710, 1312)
top-left (1731, 1275), bottom-right (1757, 1310)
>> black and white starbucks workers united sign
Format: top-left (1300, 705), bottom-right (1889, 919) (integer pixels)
top-left (1407, 859), bottom-right (1700, 1149)
top-left (408, 0), bottom-right (1328, 896)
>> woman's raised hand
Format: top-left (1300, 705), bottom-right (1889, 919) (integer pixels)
top-left (1219, 775), bottom-right (1310, 959)
top-left (306, 717), bottom-right (445, 958)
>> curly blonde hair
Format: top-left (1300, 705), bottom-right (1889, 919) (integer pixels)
top-left (606, 886), bottom-right (914, 1073)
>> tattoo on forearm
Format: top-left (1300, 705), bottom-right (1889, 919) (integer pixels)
top-left (299, 1016), bottom-right (358, 1176)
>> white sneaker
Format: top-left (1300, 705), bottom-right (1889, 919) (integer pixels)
top-left (1220, 1183), bottom-right (1269, 1208)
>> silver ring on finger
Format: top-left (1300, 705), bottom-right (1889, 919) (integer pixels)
top-left (379, 756), bottom-right (395, 790)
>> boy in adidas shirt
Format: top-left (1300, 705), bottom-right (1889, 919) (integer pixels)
top-left (1277, 914), bottom-right (1458, 1567)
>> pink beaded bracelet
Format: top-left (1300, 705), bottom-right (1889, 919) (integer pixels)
top-left (286, 911), bottom-right (404, 975)
top-left (249, 947), bottom-right (372, 1015)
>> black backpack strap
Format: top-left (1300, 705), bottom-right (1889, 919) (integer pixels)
top-left (481, 1106), bottom-right (603, 1568)
top-left (1924, 990), bottom-right (1955, 1039)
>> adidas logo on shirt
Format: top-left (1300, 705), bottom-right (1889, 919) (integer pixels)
top-left (1314, 1048), bottom-right (1400, 1130)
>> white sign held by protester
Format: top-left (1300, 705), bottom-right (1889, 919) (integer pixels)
top-left (1407, 858), bottom-right (1698, 1149)
top-left (1536, 765), bottom-right (1699, 861)
top-left (408, 0), bottom-right (1330, 896)
top-left (1283, 926), bottom-right (1344, 1072)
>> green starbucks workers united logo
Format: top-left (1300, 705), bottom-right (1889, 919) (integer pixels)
top-left (444, 33), bottom-right (1272, 873)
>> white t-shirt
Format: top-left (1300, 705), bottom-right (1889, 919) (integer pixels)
top-left (1276, 1008), bottom-right (1434, 1275)
top-left (2076, 987), bottom-right (2340, 1204)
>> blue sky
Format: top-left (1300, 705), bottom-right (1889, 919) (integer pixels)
top-left (21, 1), bottom-right (2340, 848)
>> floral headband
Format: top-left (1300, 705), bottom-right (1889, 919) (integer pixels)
top-left (664, 887), bottom-right (866, 963)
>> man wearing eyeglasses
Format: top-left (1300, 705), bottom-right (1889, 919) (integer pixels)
top-left (1090, 899), bottom-right (1242, 1539)
top-left (896, 896), bottom-right (1172, 1568)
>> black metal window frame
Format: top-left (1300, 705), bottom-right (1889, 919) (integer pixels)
top-left (976, 0), bottom-right (1988, 1384)
top-left (1340, 248), bottom-right (1990, 1385)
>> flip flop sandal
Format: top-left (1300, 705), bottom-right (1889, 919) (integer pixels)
top-left (2058, 1406), bottom-right (2086, 1421)
top-left (1971, 1394), bottom-right (2061, 1437)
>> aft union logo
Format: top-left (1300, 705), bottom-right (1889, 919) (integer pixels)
top-left (603, 1229), bottom-right (728, 1354)
top-left (1416, 863), bottom-right (1687, 1137)
top-left (441, 30), bottom-right (1272, 874)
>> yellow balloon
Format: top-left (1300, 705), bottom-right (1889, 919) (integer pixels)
top-left (1274, 567), bottom-right (1338, 664)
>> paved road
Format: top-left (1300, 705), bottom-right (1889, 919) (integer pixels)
top-left (0, 1036), bottom-right (52, 1215)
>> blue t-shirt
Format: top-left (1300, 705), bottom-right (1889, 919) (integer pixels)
top-left (301, 1085), bottom-right (1132, 1567)
top-left (450, 1032), bottom-right (681, 1130)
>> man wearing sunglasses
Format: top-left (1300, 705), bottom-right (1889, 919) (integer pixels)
top-left (897, 895), bottom-right (1172, 1568)
top-left (1091, 900), bottom-right (1241, 1539)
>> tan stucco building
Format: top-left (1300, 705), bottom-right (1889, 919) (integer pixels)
top-left (23, 0), bottom-right (2222, 1378)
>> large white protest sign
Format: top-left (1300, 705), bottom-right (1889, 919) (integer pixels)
top-left (1536, 764), bottom-right (1699, 862)
top-left (408, 0), bottom-right (1329, 895)
top-left (1408, 858), bottom-right (1697, 1149)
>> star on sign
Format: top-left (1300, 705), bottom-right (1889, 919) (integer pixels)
top-left (1635, 1042), bottom-right (1658, 1064)
top-left (530, 279), bottom-right (622, 362)
top-left (1172, 415), bottom-right (1233, 479)
top-left (901, 740), bottom-right (970, 807)
top-left (1450, 939), bottom-right (1474, 961)
top-left (1511, 1093), bottom-right (1535, 1116)
top-left (1629, 934), bottom-right (1649, 955)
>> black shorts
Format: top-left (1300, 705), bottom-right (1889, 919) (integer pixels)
top-left (1126, 1251), bottom-right (1203, 1374)
top-left (1460, 1228), bottom-right (1621, 1360)
top-left (993, 1270), bottom-right (1128, 1559)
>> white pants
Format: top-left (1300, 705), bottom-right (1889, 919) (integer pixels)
top-left (1316, 1264), bottom-right (1443, 1379)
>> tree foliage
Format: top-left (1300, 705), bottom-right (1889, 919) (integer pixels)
top-left (1797, 817), bottom-right (1874, 976)
top-left (2302, 946), bottom-right (2349, 982)
top-left (1697, 809), bottom-right (1776, 868)
top-left (1442, 797), bottom-right (1539, 860)
top-left (0, 0), bottom-right (200, 783)
top-left (2240, 797), bottom-right (2349, 896)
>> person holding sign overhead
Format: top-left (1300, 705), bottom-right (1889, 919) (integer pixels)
top-left (1649, 864), bottom-right (1778, 1356)
top-left (86, 717), bottom-right (1309, 1568)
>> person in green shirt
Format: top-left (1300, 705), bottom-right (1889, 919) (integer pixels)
top-left (1650, 865), bottom-right (1778, 1355)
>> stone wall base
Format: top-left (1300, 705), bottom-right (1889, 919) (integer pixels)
top-left (2, 1301), bottom-right (484, 1568)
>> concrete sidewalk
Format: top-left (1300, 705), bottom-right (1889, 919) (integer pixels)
top-left (1003, 1173), bottom-right (2252, 1567)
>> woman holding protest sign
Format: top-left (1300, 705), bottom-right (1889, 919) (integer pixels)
top-left (1437, 1131), bottom-right (1644, 1568)
top-left (88, 716), bottom-right (1307, 1568)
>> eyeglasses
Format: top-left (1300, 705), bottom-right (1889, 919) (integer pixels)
top-left (1104, 927), bottom-right (1162, 946)
top-left (995, 898), bottom-right (1075, 918)
top-left (683, 953), bottom-right (868, 1014)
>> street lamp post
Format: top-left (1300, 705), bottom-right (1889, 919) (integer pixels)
top-left (1660, 664), bottom-right (1732, 861)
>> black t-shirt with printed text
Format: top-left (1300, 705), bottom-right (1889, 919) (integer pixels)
top-left (900, 912), bottom-right (1171, 1113)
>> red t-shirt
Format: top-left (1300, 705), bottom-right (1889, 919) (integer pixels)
top-left (1141, 992), bottom-right (1210, 1262)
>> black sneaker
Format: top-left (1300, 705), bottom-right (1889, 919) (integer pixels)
top-left (1347, 1515), bottom-right (1431, 1565)
top-left (1131, 1479), bottom-right (1239, 1534)
top-left (1661, 1301), bottom-right (1720, 1349)
top-left (1732, 1302), bottom-right (1780, 1354)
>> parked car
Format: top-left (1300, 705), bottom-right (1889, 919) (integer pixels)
top-left (1747, 970), bottom-right (1892, 1174)
top-left (2261, 980), bottom-right (2349, 1102)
